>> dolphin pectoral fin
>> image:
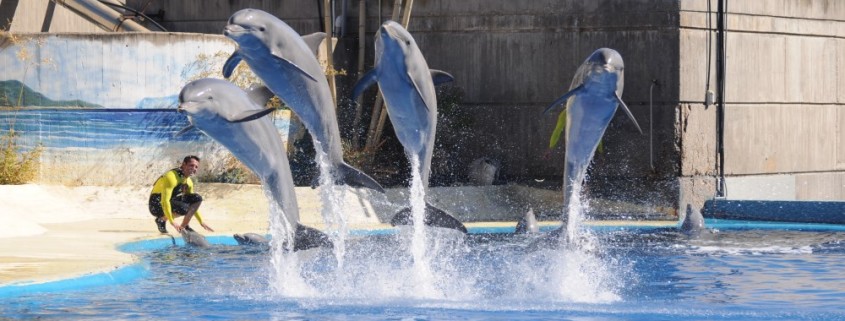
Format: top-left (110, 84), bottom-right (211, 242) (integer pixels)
top-left (301, 32), bottom-right (327, 57)
top-left (223, 51), bottom-right (243, 78)
top-left (230, 108), bottom-right (276, 123)
top-left (293, 223), bottom-right (333, 251)
top-left (174, 125), bottom-right (195, 137)
top-left (408, 74), bottom-right (433, 112)
top-left (245, 84), bottom-right (275, 107)
top-left (543, 84), bottom-right (583, 115)
top-left (337, 162), bottom-right (385, 193)
top-left (616, 92), bottom-right (643, 134)
top-left (430, 69), bottom-right (454, 85)
top-left (390, 203), bottom-right (468, 233)
top-left (351, 70), bottom-right (378, 102)
top-left (271, 55), bottom-right (319, 82)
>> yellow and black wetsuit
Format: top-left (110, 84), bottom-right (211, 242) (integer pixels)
top-left (148, 169), bottom-right (204, 225)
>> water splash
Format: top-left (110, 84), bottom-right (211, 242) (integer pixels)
top-left (264, 188), bottom-right (314, 297)
top-left (313, 143), bottom-right (348, 270)
top-left (407, 157), bottom-right (440, 298)
top-left (552, 179), bottom-right (622, 303)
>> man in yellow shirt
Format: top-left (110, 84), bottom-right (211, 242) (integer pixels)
top-left (148, 155), bottom-right (214, 233)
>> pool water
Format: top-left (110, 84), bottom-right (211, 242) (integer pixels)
top-left (3, 222), bottom-right (845, 320)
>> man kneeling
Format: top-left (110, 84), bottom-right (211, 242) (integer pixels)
top-left (148, 155), bottom-right (214, 233)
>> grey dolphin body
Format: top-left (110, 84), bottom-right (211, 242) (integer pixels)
top-left (351, 20), bottom-right (466, 233)
top-left (222, 8), bottom-right (383, 193)
top-left (181, 229), bottom-right (211, 248)
top-left (178, 78), bottom-right (331, 252)
top-left (680, 204), bottom-right (705, 236)
top-left (515, 208), bottom-right (540, 234)
top-left (234, 232), bottom-right (270, 245)
top-left (545, 48), bottom-right (642, 228)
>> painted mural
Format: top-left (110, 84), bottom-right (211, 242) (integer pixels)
top-left (0, 33), bottom-right (299, 185)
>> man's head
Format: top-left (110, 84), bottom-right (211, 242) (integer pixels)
top-left (181, 155), bottom-right (201, 177)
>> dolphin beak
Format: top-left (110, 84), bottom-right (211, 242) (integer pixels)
top-left (223, 25), bottom-right (245, 37)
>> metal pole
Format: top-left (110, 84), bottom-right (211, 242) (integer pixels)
top-left (715, 0), bottom-right (727, 198)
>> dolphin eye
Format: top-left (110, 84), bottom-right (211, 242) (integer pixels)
top-left (405, 41), bottom-right (411, 46)
top-left (259, 27), bottom-right (265, 32)
top-left (207, 96), bottom-right (213, 100)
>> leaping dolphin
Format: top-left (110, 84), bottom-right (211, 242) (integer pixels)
top-left (544, 48), bottom-right (642, 233)
top-left (178, 78), bottom-right (332, 252)
top-left (351, 20), bottom-right (466, 233)
top-left (222, 8), bottom-right (384, 193)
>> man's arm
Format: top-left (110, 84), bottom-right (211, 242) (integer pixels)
top-left (159, 171), bottom-right (179, 225)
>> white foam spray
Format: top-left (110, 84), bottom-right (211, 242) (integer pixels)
top-left (407, 157), bottom-right (441, 298)
top-left (552, 179), bottom-right (622, 303)
top-left (313, 143), bottom-right (349, 270)
top-left (264, 188), bottom-right (314, 297)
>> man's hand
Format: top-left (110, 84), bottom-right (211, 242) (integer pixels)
top-left (201, 223), bottom-right (214, 232)
top-left (171, 222), bottom-right (184, 233)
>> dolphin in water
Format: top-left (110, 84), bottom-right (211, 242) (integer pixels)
top-left (178, 78), bottom-right (332, 252)
top-left (351, 20), bottom-right (466, 233)
top-left (544, 48), bottom-right (642, 232)
top-left (180, 229), bottom-right (211, 248)
top-left (680, 204), bottom-right (705, 236)
top-left (515, 208), bottom-right (540, 234)
top-left (222, 8), bottom-right (383, 193)
top-left (234, 233), bottom-right (269, 245)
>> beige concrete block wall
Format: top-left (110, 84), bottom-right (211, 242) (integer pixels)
top-left (679, 0), bottom-right (845, 202)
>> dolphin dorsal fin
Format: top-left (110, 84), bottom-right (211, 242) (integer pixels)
top-left (543, 84), bottom-right (583, 115)
top-left (223, 51), bottom-right (243, 78)
top-left (245, 84), bottom-right (275, 107)
top-left (301, 32), bottom-right (327, 58)
top-left (351, 70), bottom-right (379, 102)
top-left (615, 92), bottom-right (643, 134)
top-left (430, 69), bottom-right (454, 85)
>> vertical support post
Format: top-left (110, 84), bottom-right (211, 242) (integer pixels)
top-left (323, 0), bottom-right (337, 105)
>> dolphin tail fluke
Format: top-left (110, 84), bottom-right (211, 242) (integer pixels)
top-left (337, 162), bottom-right (385, 193)
top-left (615, 92), bottom-right (643, 134)
top-left (390, 203), bottom-right (468, 233)
top-left (544, 84), bottom-right (583, 115)
top-left (293, 223), bottom-right (333, 251)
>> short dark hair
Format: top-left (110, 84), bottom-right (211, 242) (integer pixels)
top-left (183, 155), bottom-right (200, 163)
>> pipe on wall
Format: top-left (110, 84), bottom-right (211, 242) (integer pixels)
top-left (52, 0), bottom-right (149, 32)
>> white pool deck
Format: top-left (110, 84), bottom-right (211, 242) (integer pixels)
top-left (0, 184), bottom-right (677, 287)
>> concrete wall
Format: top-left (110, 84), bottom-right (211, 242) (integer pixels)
top-left (5, 0), bottom-right (842, 215)
top-left (678, 0), bottom-right (845, 208)
top-left (126, 0), bottom-right (685, 215)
